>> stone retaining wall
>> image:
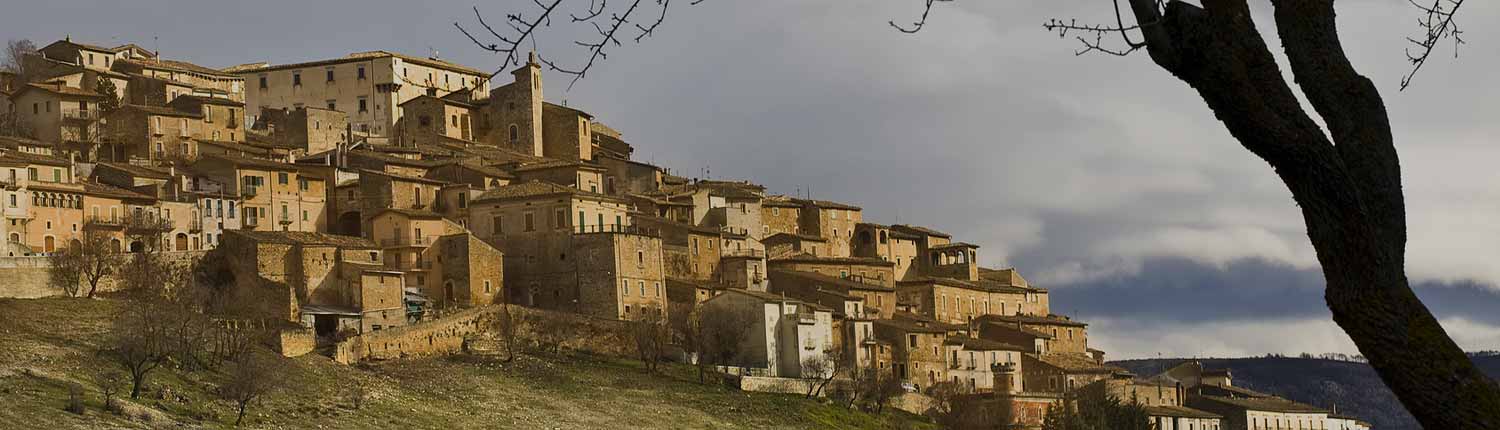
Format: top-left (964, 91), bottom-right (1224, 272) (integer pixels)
top-left (332, 304), bottom-right (633, 364)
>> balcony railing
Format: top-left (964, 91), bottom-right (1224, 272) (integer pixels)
top-left (380, 236), bottom-right (437, 247)
top-left (243, 216), bottom-right (260, 227)
top-left (723, 249), bottom-right (764, 258)
top-left (188, 219), bottom-right (203, 232)
top-left (242, 186), bottom-right (258, 197)
top-left (84, 215), bottom-right (126, 228)
top-left (575, 224), bottom-right (647, 234)
top-left (62, 109), bottom-right (100, 121)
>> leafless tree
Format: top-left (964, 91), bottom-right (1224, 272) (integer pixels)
top-left (800, 348), bottom-right (845, 398)
top-left (219, 351), bottom-right (285, 427)
top-left (669, 301), bottom-right (711, 383)
top-left (527, 310), bottom-right (574, 354)
top-left (103, 301), bottom-right (173, 399)
top-left (631, 305), bottom-right (670, 372)
top-left (48, 233), bottom-right (121, 298)
top-left (91, 369), bottom-right (125, 413)
top-left (1028, 0), bottom-right (1500, 426)
top-left (699, 305), bottom-right (753, 376)
top-left (1, 39), bottom-right (36, 77)
top-left (494, 300), bottom-right (521, 362)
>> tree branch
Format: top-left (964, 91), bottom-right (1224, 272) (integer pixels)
top-left (1401, 0), bottom-right (1465, 90)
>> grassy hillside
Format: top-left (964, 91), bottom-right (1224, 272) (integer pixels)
top-left (0, 297), bottom-right (936, 430)
top-left (1112, 356), bottom-right (1500, 430)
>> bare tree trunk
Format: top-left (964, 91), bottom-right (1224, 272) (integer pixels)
top-left (1123, 1), bottom-right (1500, 427)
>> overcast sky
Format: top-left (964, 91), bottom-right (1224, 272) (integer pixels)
top-left (8, 0), bottom-right (1499, 359)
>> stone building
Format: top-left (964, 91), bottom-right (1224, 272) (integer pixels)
top-left (976, 314), bottom-right (1089, 354)
top-left (254, 106), bottom-right (348, 155)
top-left (1020, 352), bottom-right (1127, 394)
top-left (874, 312), bottom-right (958, 391)
top-left (762, 232), bottom-right (827, 259)
top-left (220, 230), bottom-right (406, 335)
top-left (767, 267), bottom-right (894, 319)
top-left (368, 208), bottom-right (502, 308)
top-left (7, 82), bottom-right (104, 156)
top-left (231, 50), bottom-right (490, 137)
top-left (852, 222), bottom-right (920, 280)
top-left (793, 198), bottom-right (861, 257)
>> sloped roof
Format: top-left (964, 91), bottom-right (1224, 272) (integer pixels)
top-left (792, 198), bottom-right (861, 211)
top-left (1144, 405), bottom-right (1222, 419)
top-left (769, 252), bottom-right (895, 267)
top-left (891, 224), bottom-right (951, 238)
top-left (119, 57), bottom-right (240, 78)
top-left (976, 313), bottom-right (1088, 328)
top-left (120, 103), bottom-right (202, 118)
top-left (770, 268), bottom-right (894, 292)
top-left (874, 312), bottom-right (957, 334)
top-left (472, 180), bottom-right (620, 203)
top-left (1193, 395), bottom-right (1327, 414)
top-left (227, 230), bottom-right (378, 248)
top-left (17, 82), bottom-right (102, 98)
top-left (1031, 353), bottom-right (1123, 375)
top-left (373, 208), bottom-right (445, 219)
top-left (97, 162), bottom-right (172, 180)
top-left (763, 232), bottom-right (827, 243)
top-left (944, 335), bottom-right (1027, 352)
top-left (169, 94), bottom-right (243, 107)
top-left (929, 242), bottom-right (980, 250)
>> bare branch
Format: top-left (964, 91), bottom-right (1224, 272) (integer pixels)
top-left (455, 1), bottom-right (565, 77)
top-left (1401, 0), bottom-right (1465, 90)
top-left (462, 0), bottom-right (702, 88)
top-left (889, 0), bottom-right (950, 34)
top-left (1040, 0), bottom-right (1159, 57)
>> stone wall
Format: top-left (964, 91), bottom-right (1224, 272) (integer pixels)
top-left (0, 250), bottom-right (206, 298)
top-left (276, 327), bottom-right (317, 357)
top-left (332, 304), bottom-right (632, 364)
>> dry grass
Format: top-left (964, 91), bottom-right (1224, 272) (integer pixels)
top-left (0, 297), bottom-right (936, 429)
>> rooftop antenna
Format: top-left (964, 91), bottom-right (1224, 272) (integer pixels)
top-left (153, 36), bottom-right (159, 64)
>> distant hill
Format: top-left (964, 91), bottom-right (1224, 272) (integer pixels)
top-left (1111, 355), bottom-right (1500, 430)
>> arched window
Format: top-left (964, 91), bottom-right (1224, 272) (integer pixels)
top-left (508, 124), bottom-right (519, 144)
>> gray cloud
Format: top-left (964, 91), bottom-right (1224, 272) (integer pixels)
top-left (6, 0), bottom-right (1498, 355)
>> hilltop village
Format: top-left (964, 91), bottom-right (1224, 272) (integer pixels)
top-left (0, 38), bottom-right (1372, 430)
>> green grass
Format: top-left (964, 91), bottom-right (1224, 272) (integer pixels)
top-left (0, 297), bottom-right (938, 429)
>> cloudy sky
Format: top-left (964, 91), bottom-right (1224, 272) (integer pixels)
top-left (7, 0), bottom-right (1499, 359)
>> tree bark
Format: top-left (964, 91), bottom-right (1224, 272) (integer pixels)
top-left (1124, 1), bottom-right (1500, 427)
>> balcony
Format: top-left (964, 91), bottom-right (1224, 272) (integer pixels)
top-left (84, 215), bottom-right (126, 229)
top-left (381, 236), bottom-right (437, 247)
top-left (188, 219), bottom-right (203, 232)
top-left (62, 109), bottom-right (101, 121)
top-left (242, 185), bottom-right (258, 197)
top-left (723, 249), bottom-right (764, 258)
top-left (243, 216), bottom-right (260, 227)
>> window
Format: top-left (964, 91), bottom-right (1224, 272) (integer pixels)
top-left (622, 280), bottom-right (629, 296)
top-left (326, 100), bottom-right (336, 111)
top-left (358, 97), bottom-right (368, 112)
top-left (298, 178), bottom-right (308, 191)
top-left (278, 172), bottom-right (288, 185)
top-left (654, 282), bottom-right (661, 297)
top-left (509, 124), bottom-right (518, 144)
top-left (639, 281), bottom-right (645, 296)
top-left (523, 212), bottom-right (535, 231)
top-left (458, 193), bottom-right (467, 208)
top-left (293, 72), bottom-right (302, 86)
top-left (908, 334), bottom-right (918, 348)
top-left (204, 106), bottom-right (213, 122)
top-left (484, 280), bottom-right (492, 293)
top-left (301, 210), bottom-right (308, 221)
top-left (493, 216), bottom-right (504, 234)
top-left (554, 209), bottom-right (566, 229)
top-left (326, 68), bottom-right (335, 82)
top-left (637, 250), bottom-right (644, 265)
top-left (357, 66), bottom-right (366, 79)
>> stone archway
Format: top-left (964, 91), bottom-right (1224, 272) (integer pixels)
top-left (175, 233), bottom-right (188, 251)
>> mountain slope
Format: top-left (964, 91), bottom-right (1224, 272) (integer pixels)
top-left (1112, 356), bottom-right (1500, 430)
